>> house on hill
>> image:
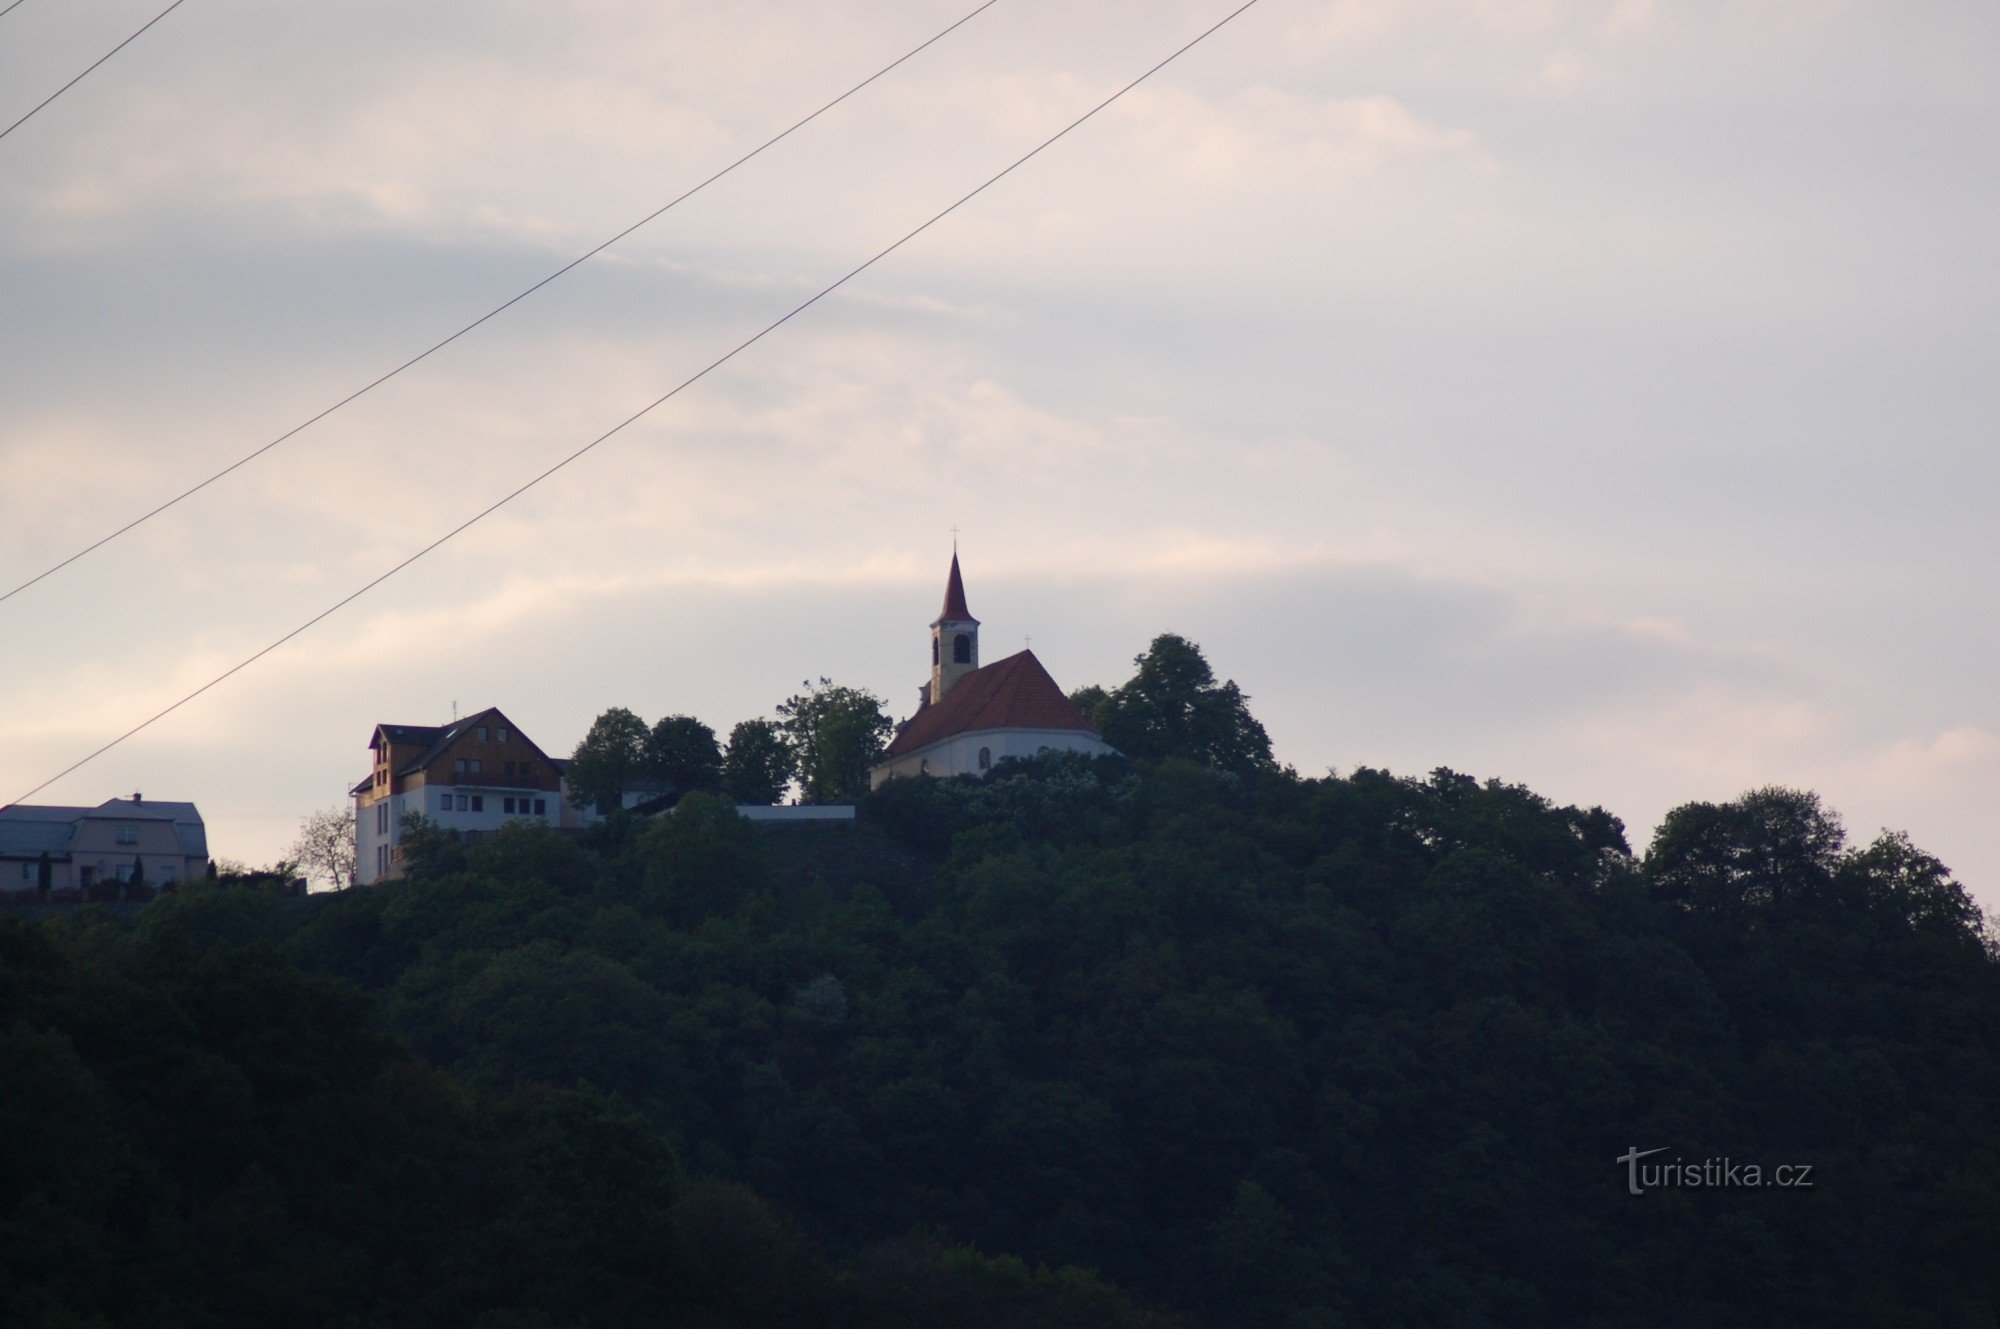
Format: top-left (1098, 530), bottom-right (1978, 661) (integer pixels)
top-left (354, 706), bottom-right (575, 886)
top-left (0, 795), bottom-right (209, 901)
top-left (870, 553), bottom-right (1115, 788)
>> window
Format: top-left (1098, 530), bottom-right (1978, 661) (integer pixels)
top-left (470, 759), bottom-right (483, 775)
top-left (115, 864), bottom-right (131, 882)
top-left (376, 803), bottom-right (388, 834)
top-left (115, 826), bottom-right (138, 845)
top-left (503, 760), bottom-right (515, 779)
top-left (79, 866), bottom-right (96, 888)
top-left (471, 796), bottom-right (484, 812)
top-left (498, 728), bottom-right (509, 743)
top-left (19, 863), bottom-right (30, 880)
top-left (457, 795), bottom-right (469, 811)
top-left (503, 797), bottom-right (516, 815)
top-left (978, 747), bottom-right (991, 770)
top-left (953, 633), bottom-right (972, 664)
top-left (475, 726), bottom-right (488, 741)
top-left (377, 844), bottom-right (388, 875)
top-left (533, 799), bottom-right (546, 816)
top-left (454, 758), bottom-right (467, 775)
top-left (932, 637), bottom-right (940, 665)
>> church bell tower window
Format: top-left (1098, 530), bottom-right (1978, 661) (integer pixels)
top-left (953, 633), bottom-right (972, 664)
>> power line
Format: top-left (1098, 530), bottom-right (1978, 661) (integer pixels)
top-left (0, 0), bottom-right (1005, 609)
top-left (0, 0), bottom-right (192, 144)
top-left (3, 0), bottom-right (1267, 808)
top-left (0, 1), bottom-right (32, 22)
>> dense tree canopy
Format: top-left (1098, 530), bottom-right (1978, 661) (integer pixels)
top-left (8, 681), bottom-right (1996, 1327)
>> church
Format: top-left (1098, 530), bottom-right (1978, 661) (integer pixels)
top-left (869, 553), bottom-right (1117, 788)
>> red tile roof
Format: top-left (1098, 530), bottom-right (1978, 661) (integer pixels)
top-left (882, 650), bottom-right (1097, 759)
top-left (933, 552), bottom-right (977, 625)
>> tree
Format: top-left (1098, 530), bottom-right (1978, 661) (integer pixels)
top-left (1836, 830), bottom-right (1984, 941)
top-left (567, 707), bottom-right (650, 812)
top-left (776, 680), bottom-right (892, 804)
top-left (1644, 786), bottom-right (1846, 917)
top-left (1090, 634), bottom-right (1273, 773)
top-left (723, 719), bottom-right (794, 805)
top-left (646, 715), bottom-right (723, 792)
top-left (289, 805), bottom-right (357, 890)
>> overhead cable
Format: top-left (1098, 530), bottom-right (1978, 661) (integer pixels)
top-left (3, 0), bottom-right (1267, 807)
top-left (0, 0), bottom-right (192, 143)
top-left (0, 0), bottom-right (1004, 608)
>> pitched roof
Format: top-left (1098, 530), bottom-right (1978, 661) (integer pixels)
top-left (85, 798), bottom-right (208, 856)
top-left (932, 552), bottom-right (978, 626)
top-left (0, 805), bottom-right (91, 858)
top-left (0, 800), bottom-right (207, 858)
top-left (881, 650), bottom-right (1097, 759)
top-left (375, 723), bottom-right (445, 748)
top-left (372, 707), bottom-right (557, 778)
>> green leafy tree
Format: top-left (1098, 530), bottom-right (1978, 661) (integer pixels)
top-left (567, 706), bottom-right (650, 812)
top-left (723, 718), bottom-right (794, 805)
top-left (776, 680), bottom-right (891, 804)
top-left (1090, 633), bottom-right (1273, 773)
top-left (646, 714), bottom-right (723, 792)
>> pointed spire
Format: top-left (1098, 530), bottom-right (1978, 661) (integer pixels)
top-left (938, 550), bottom-right (976, 624)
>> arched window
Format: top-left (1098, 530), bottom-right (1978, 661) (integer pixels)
top-left (978, 747), bottom-right (991, 770)
top-left (953, 633), bottom-right (972, 664)
top-left (932, 637), bottom-right (940, 665)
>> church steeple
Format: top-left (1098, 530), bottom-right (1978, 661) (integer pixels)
top-left (929, 550), bottom-right (980, 704)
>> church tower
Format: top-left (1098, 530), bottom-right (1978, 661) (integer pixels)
top-left (930, 551), bottom-right (980, 704)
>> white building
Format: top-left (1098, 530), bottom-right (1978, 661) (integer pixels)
top-left (352, 707), bottom-right (582, 886)
top-left (870, 553), bottom-right (1115, 788)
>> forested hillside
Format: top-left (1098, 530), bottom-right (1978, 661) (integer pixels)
top-left (7, 751), bottom-right (1997, 1327)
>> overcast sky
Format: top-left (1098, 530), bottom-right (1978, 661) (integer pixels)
top-left (2, 0), bottom-right (1995, 900)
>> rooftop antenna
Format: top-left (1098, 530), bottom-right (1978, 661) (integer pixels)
top-left (451, 699), bottom-right (459, 720)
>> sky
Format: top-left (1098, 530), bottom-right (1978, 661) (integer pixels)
top-left (2, 0), bottom-right (1996, 901)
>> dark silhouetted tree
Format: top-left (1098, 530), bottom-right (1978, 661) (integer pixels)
top-left (1090, 634), bottom-right (1273, 773)
top-left (567, 707), bottom-right (650, 812)
top-left (1645, 786), bottom-right (1845, 917)
top-left (777, 680), bottom-right (892, 804)
top-left (723, 719), bottom-right (794, 805)
top-left (646, 715), bottom-right (723, 793)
